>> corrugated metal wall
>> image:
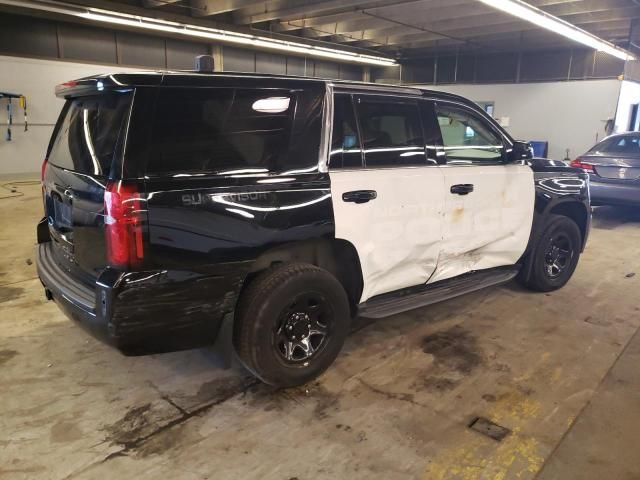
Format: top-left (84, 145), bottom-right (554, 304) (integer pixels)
top-left (0, 12), bottom-right (363, 80)
top-left (375, 49), bottom-right (626, 85)
top-left (0, 11), bottom-right (629, 85)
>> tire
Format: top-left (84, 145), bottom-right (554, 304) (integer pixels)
top-left (234, 262), bottom-right (351, 387)
top-left (520, 214), bottom-right (582, 292)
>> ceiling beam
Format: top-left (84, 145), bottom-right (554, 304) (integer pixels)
top-left (276, 0), bottom-right (475, 33)
top-left (383, 18), bottom-right (633, 51)
top-left (142, 0), bottom-right (182, 7)
top-left (354, 6), bottom-right (639, 46)
top-left (190, 0), bottom-right (265, 17)
top-left (378, 18), bottom-right (633, 48)
top-left (273, 0), bottom-right (633, 32)
top-left (233, 0), bottom-right (468, 25)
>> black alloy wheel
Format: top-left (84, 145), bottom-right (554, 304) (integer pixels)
top-left (274, 292), bottom-right (333, 365)
top-left (519, 214), bottom-right (582, 292)
top-left (234, 263), bottom-right (350, 387)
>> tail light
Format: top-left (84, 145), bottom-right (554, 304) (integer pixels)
top-left (41, 157), bottom-right (48, 214)
top-left (41, 157), bottom-right (48, 183)
top-left (105, 181), bottom-right (145, 269)
top-left (569, 159), bottom-right (594, 172)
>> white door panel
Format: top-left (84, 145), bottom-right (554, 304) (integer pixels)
top-left (429, 164), bottom-right (535, 284)
top-left (330, 168), bottom-right (445, 303)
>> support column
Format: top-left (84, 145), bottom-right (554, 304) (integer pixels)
top-left (363, 66), bottom-right (371, 83)
top-left (210, 44), bottom-right (223, 71)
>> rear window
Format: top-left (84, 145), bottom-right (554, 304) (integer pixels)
top-left (590, 135), bottom-right (640, 155)
top-left (48, 93), bottom-right (133, 176)
top-left (147, 87), bottom-right (323, 175)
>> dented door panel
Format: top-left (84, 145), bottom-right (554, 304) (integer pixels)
top-left (429, 164), bottom-right (535, 284)
top-left (330, 167), bottom-right (445, 303)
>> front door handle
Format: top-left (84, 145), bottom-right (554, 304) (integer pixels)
top-left (450, 184), bottom-right (474, 195)
top-left (342, 190), bottom-right (377, 204)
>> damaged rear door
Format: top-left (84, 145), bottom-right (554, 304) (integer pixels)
top-left (329, 93), bottom-right (445, 302)
top-left (428, 101), bottom-right (535, 284)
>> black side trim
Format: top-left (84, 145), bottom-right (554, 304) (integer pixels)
top-left (358, 266), bottom-right (520, 319)
top-left (37, 242), bottom-right (96, 314)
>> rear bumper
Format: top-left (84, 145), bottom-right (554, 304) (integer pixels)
top-left (36, 241), bottom-right (107, 338)
top-left (36, 241), bottom-right (245, 354)
top-left (590, 179), bottom-right (640, 206)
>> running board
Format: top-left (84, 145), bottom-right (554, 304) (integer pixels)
top-left (357, 267), bottom-right (520, 319)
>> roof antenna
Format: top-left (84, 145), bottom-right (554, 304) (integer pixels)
top-left (195, 55), bottom-right (215, 73)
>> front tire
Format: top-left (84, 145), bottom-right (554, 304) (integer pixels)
top-left (520, 214), bottom-right (582, 292)
top-left (234, 263), bottom-right (350, 387)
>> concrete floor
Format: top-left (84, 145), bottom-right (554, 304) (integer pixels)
top-left (1, 181), bottom-right (639, 480)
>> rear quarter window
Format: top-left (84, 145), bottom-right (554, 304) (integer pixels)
top-left (147, 87), bottom-right (323, 175)
top-left (47, 93), bottom-right (133, 176)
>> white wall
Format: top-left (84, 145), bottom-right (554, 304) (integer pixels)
top-left (424, 79), bottom-right (623, 160)
top-left (614, 80), bottom-right (640, 133)
top-left (0, 56), bottom-right (144, 176)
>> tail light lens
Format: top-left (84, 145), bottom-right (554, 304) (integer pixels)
top-left (41, 157), bottom-right (48, 183)
top-left (105, 181), bottom-right (145, 269)
top-left (569, 159), bottom-right (594, 172)
top-left (41, 158), bottom-right (48, 214)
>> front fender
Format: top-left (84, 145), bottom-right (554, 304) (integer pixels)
top-left (518, 160), bottom-right (591, 281)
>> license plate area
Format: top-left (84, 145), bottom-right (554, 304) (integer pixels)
top-left (53, 196), bottom-right (73, 228)
top-left (49, 194), bottom-right (74, 254)
top-left (594, 166), bottom-right (640, 180)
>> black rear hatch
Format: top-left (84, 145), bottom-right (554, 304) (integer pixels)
top-left (42, 91), bottom-right (133, 285)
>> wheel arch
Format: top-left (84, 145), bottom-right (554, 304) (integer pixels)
top-left (548, 200), bottom-right (590, 249)
top-left (519, 198), bottom-right (589, 284)
top-left (242, 238), bottom-right (364, 317)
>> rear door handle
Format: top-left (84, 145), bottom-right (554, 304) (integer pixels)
top-left (342, 190), bottom-right (377, 204)
top-left (450, 184), bottom-right (474, 195)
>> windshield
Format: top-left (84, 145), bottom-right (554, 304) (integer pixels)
top-left (48, 92), bottom-right (133, 176)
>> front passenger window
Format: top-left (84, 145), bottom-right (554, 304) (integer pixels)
top-left (436, 104), bottom-right (504, 164)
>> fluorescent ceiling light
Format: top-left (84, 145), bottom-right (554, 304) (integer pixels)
top-left (0, 0), bottom-right (397, 66)
top-left (476, 0), bottom-right (635, 61)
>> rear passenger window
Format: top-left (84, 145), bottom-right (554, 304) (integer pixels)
top-left (436, 103), bottom-right (504, 164)
top-left (329, 94), bottom-right (362, 169)
top-left (148, 88), bottom-right (316, 175)
top-left (355, 96), bottom-right (426, 167)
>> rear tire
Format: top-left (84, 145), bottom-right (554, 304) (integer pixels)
top-left (234, 263), bottom-right (350, 388)
top-left (520, 214), bottom-right (582, 292)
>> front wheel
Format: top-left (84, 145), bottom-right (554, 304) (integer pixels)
top-left (520, 214), bottom-right (582, 292)
top-left (234, 263), bottom-right (351, 387)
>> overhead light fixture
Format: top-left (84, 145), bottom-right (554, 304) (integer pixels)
top-left (476, 0), bottom-right (635, 61)
top-left (0, 0), bottom-right (397, 67)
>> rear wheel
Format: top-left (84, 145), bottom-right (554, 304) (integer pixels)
top-left (520, 214), bottom-right (582, 292)
top-left (234, 263), bottom-right (350, 387)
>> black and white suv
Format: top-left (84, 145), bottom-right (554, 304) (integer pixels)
top-left (37, 71), bottom-right (591, 387)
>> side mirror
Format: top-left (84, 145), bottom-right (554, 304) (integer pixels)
top-left (508, 141), bottom-right (534, 163)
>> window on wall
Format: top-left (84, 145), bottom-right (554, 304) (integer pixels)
top-left (148, 88), bottom-right (298, 174)
top-left (435, 103), bottom-right (504, 164)
top-left (355, 96), bottom-right (426, 167)
top-left (329, 94), bottom-right (363, 169)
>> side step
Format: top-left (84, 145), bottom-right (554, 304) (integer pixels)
top-left (357, 266), bottom-right (520, 319)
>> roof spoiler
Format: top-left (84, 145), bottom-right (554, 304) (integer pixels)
top-left (56, 77), bottom-right (103, 98)
top-left (54, 75), bottom-right (139, 98)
